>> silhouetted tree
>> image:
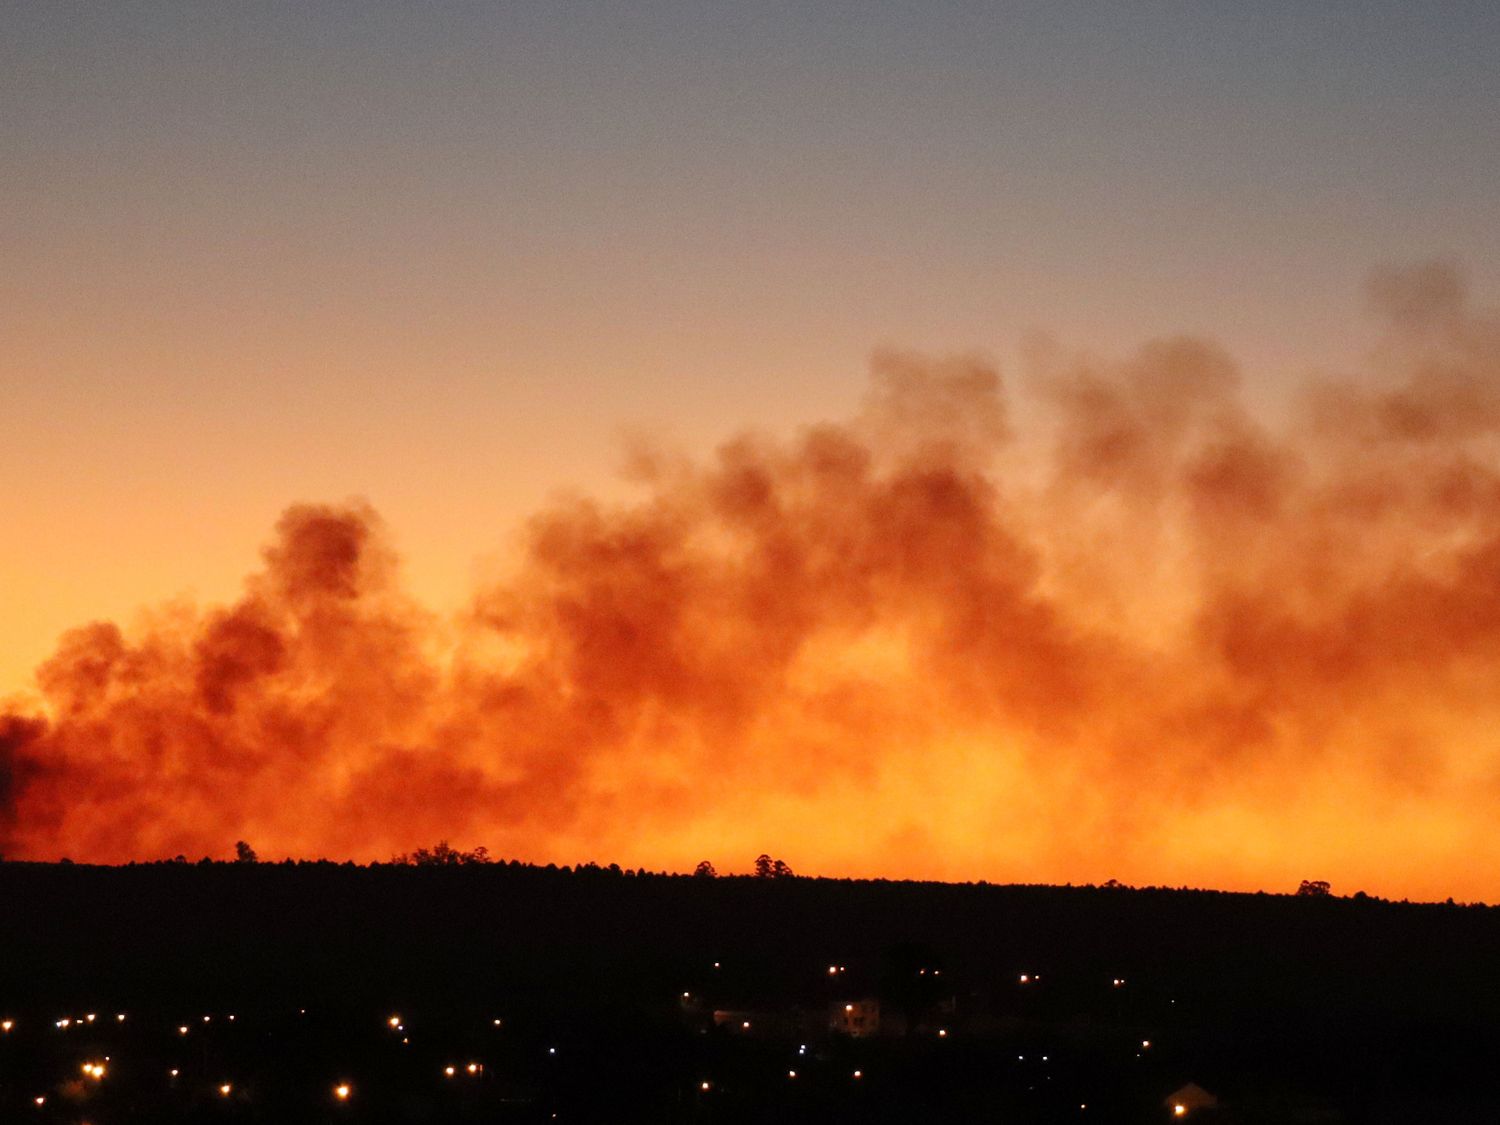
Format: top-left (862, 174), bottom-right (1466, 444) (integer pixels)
top-left (754, 854), bottom-right (794, 879)
top-left (234, 841), bottom-right (258, 864)
top-left (392, 841), bottom-right (492, 866)
top-left (1296, 879), bottom-right (1331, 897)
top-left (694, 860), bottom-right (717, 878)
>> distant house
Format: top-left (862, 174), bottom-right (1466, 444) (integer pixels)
top-left (830, 998), bottom-right (880, 1038)
top-left (1165, 1083), bottom-right (1219, 1116)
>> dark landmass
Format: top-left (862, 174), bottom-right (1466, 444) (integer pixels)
top-left (1, 860), bottom-right (1496, 1123)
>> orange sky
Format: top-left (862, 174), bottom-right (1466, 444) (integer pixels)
top-left (5, 5), bottom-right (1500, 900)
top-left (7, 264), bottom-right (1500, 904)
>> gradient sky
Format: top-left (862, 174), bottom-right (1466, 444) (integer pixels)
top-left (5, 4), bottom-right (1500, 895)
top-left (5, 1), bottom-right (1498, 695)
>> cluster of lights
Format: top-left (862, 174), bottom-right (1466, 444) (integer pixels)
top-left (1019, 973), bottom-right (1038, 984)
top-left (826, 964), bottom-right (846, 976)
top-left (7, 994), bottom-right (1133, 1113)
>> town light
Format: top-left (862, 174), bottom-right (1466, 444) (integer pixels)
top-left (34, 1096), bottom-right (45, 1106)
top-left (444, 1067), bottom-right (456, 1077)
top-left (220, 1083), bottom-right (233, 1097)
top-left (178, 1026), bottom-right (189, 1035)
top-left (1173, 1105), bottom-right (1187, 1117)
top-left (1, 1020), bottom-right (11, 1032)
top-left (334, 1083), bottom-right (351, 1101)
top-left (700, 1081), bottom-right (711, 1091)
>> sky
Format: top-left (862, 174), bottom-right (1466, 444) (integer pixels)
top-left (4, 2), bottom-right (1500, 898)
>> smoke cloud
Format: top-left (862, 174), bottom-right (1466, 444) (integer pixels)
top-left (5, 263), bottom-right (1500, 901)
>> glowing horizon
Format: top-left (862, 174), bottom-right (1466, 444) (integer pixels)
top-left (5, 4), bottom-right (1500, 902)
top-left (7, 263), bottom-right (1500, 904)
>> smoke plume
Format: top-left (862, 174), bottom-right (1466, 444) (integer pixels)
top-left (5, 263), bottom-right (1500, 901)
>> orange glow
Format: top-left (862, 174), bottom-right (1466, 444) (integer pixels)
top-left (4, 271), bottom-right (1500, 901)
top-left (334, 1083), bottom-right (351, 1101)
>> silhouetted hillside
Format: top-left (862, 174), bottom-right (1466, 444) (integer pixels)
top-left (1, 861), bottom-right (1496, 1122)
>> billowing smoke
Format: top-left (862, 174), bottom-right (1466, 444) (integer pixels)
top-left (5, 263), bottom-right (1500, 901)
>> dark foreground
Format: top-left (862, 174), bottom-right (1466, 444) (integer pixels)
top-left (1, 861), bottom-right (1497, 1123)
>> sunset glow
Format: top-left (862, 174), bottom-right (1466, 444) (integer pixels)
top-left (4, 4), bottom-right (1500, 905)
